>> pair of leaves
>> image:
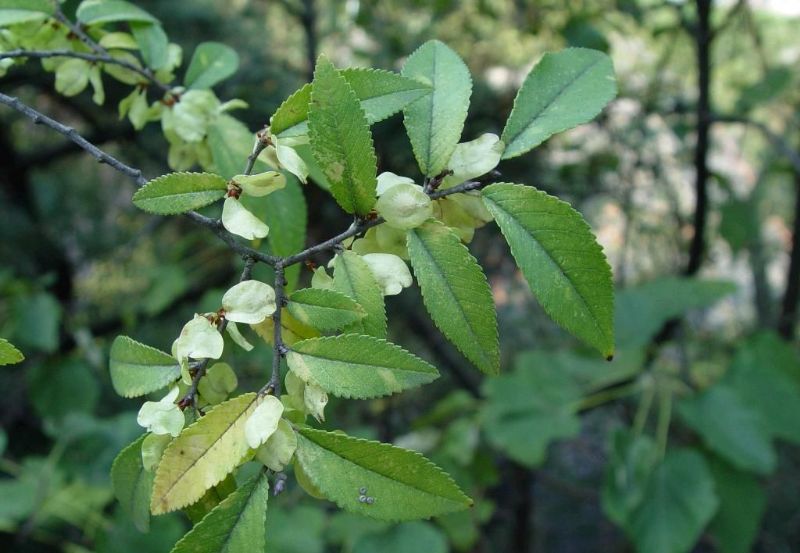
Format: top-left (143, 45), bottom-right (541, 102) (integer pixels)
top-left (271, 68), bottom-right (430, 138)
top-left (109, 336), bottom-right (180, 398)
top-left (602, 435), bottom-right (719, 553)
top-left (295, 427), bottom-right (471, 521)
top-left (286, 334), bottom-right (439, 399)
top-left (185, 42), bottom-right (239, 90)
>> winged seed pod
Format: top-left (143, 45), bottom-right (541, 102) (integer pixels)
top-left (232, 171), bottom-right (286, 197)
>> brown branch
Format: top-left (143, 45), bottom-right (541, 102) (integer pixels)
top-left (0, 49), bottom-right (172, 94)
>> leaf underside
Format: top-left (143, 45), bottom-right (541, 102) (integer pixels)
top-left (109, 335), bottom-right (180, 397)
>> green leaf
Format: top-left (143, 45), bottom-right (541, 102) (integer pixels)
top-left (333, 250), bottom-right (387, 339)
top-left (11, 292), bottom-right (61, 353)
top-left (111, 434), bottom-right (153, 533)
top-left (0, 338), bottom-right (24, 366)
top-left (295, 427), bottom-right (472, 521)
top-left (77, 0), bottom-right (158, 25)
top-left (308, 56), bottom-right (377, 215)
top-left (601, 429), bottom-right (657, 527)
top-left (406, 220), bottom-right (499, 374)
top-left (151, 393), bottom-right (261, 514)
top-left (208, 116), bottom-right (268, 179)
top-left (677, 386), bottom-right (775, 475)
top-left (482, 183), bottom-right (614, 358)
top-left (184, 42), bottom-right (239, 90)
top-left (402, 40), bottom-right (472, 176)
top-left (287, 288), bottom-right (365, 332)
top-left (131, 22), bottom-right (169, 70)
top-left (133, 172), bottom-right (228, 215)
top-left (109, 336), bottom-right (180, 398)
top-left (627, 449), bottom-right (718, 553)
top-left (708, 456), bottom-right (766, 553)
top-left (287, 334), bottom-right (439, 399)
top-left (480, 358), bottom-right (581, 466)
top-left (724, 331), bottom-right (800, 444)
top-left (500, 48), bottom-right (616, 159)
top-left (0, 1), bottom-right (53, 26)
top-left (170, 471), bottom-right (269, 553)
top-left (352, 521), bottom-right (447, 553)
top-left (270, 69), bottom-right (430, 138)
top-left (615, 278), bottom-right (736, 348)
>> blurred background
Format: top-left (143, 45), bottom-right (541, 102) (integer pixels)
top-left (1, 0), bottom-right (800, 552)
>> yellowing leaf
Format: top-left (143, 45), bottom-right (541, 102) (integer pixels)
top-left (151, 393), bottom-right (262, 514)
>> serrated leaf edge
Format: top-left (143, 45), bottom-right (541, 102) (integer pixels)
top-left (296, 426), bottom-right (472, 521)
top-left (501, 48), bottom-right (617, 160)
top-left (407, 220), bottom-right (499, 374)
top-left (288, 333), bottom-right (439, 399)
top-left (110, 336), bottom-right (181, 398)
top-left (132, 172), bottom-right (227, 215)
top-left (481, 183), bottom-right (614, 358)
top-left (150, 393), bottom-right (259, 514)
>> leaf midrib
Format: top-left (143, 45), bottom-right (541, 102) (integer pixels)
top-left (485, 194), bottom-right (609, 345)
top-left (300, 431), bottom-right (466, 504)
top-left (293, 349), bottom-right (435, 375)
top-left (156, 395), bottom-right (256, 506)
top-left (409, 227), bottom-right (491, 368)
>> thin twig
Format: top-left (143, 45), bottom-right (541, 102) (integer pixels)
top-left (0, 92), bottom-right (280, 266)
top-left (0, 49), bottom-right (172, 94)
top-left (52, 6), bottom-right (173, 95)
top-left (713, 113), bottom-right (800, 174)
top-left (263, 264), bottom-right (286, 395)
top-left (0, 92), bottom-right (498, 400)
top-left (180, 256), bottom-right (257, 408)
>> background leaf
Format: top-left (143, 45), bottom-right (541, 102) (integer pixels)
top-left (295, 427), bottom-right (472, 521)
top-left (480, 358), bottom-right (582, 466)
top-left (406, 220), bottom-right (499, 374)
top-left (184, 42), bottom-right (240, 89)
top-left (627, 449), bottom-right (718, 553)
top-left (500, 48), bottom-right (616, 159)
top-left (287, 334), bottom-right (439, 399)
top-left (482, 183), bottom-right (614, 358)
top-left (402, 40), bottom-right (472, 176)
top-left (677, 386), bottom-right (776, 475)
top-left (111, 434), bottom-right (153, 533)
top-left (76, 0), bottom-right (157, 25)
